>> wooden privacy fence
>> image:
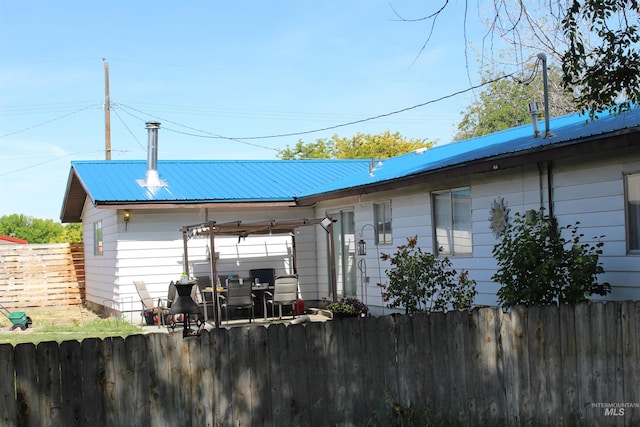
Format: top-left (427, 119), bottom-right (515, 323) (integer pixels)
top-left (1, 301), bottom-right (639, 426)
top-left (0, 243), bottom-right (85, 309)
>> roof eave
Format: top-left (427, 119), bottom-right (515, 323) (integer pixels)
top-left (60, 167), bottom-right (92, 223)
top-left (92, 200), bottom-right (299, 209)
top-left (296, 128), bottom-right (638, 206)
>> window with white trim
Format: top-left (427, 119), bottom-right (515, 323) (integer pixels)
top-left (432, 188), bottom-right (472, 255)
top-left (374, 201), bottom-right (392, 245)
top-left (94, 220), bottom-right (103, 256)
top-left (625, 172), bottom-right (640, 252)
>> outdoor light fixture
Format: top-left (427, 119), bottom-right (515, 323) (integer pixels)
top-left (123, 210), bottom-right (131, 231)
top-left (321, 217), bottom-right (333, 233)
top-left (357, 223), bottom-right (376, 256)
top-left (357, 239), bottom-right (367, 256)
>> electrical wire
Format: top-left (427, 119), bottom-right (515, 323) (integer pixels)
top-left (0, 104), bottom-right (98, 138)
top-left (0, 150), bottom-right (105, 176)
top-left (114, 103), bottom-right (278, 151)
top-left (1, 71), bottom-right (519, 151)
top-left (111, 106), bottom-right (146, 151)
top-left (115, 72), bottom-right (518, 142)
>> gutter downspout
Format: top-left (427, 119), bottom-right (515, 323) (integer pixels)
top-left (547, 161), bottom-right (554, 218)
top-left (537, 161), bottom-right (555, 217)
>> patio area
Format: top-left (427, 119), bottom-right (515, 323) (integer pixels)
top-left (139, 307), bottom-right (333, 334)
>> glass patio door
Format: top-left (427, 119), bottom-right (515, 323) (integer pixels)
top-left (327, 210), bottom-right (356, 299)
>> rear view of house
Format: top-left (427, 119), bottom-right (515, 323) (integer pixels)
top-left (61, 107), bottom-right (640, 317)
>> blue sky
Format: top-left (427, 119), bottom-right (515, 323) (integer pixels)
top-left (0, 1), bottom-right (489, 221)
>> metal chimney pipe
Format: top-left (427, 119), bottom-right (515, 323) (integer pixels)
top-left (145, 121), bottom-right (162, 187)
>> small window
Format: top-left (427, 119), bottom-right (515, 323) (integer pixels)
top-left (374, 201), bottom-right (392, 245)
top-left (94, 221), bottom-right (103, 256)
top-left (432, 188), bottom-right (472, 255)
top-left (625, 173), bottom-right (640, 252)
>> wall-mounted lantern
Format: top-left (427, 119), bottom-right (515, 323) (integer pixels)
top-left (123, 210), bottom-right (131, 231)
top-left (357, 239), bottom-right (367, 256)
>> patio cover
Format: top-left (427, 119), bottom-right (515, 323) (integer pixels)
top-left (180, 217), bottom-right (336, 328)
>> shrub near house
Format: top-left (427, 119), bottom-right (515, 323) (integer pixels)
top-left (379, 236), bottom-right (477, 314)
top-left (492, 208), bottom-right (611, 307)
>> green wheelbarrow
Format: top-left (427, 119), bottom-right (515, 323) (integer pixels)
top-left (0, 303), bottom-right (32, 331)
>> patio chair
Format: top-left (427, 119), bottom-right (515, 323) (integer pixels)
top-left (266, 274), bottom-right (299, 319)
top-left (134, 280), bottom-right (168, 328)
top-left (194, 276), bottom-right (214, 320)
top-left (220, 278), bottom-right (255, 323)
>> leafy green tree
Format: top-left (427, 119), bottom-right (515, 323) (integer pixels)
top-left (379, 236), bottom-right (477, 314)
top-left (0, 214), bottom-right (82, 243)
top-left (407, 1), bottom-right (639, 120)
top-left (492, 209), bottom-right (611, 307)
top-left (454, 64), bottom-right (574, 140)
top-left (562, 0), bottom-right (640, 119)
top-left (59, 223), bottom-right (83, 243)
top-left (278, 130), bottom-right (432, 160)
top-left (277, 138), bottom-right (336, 160)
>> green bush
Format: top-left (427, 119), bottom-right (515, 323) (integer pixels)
top-left (379, 236), bottom-right (477, 314)
top-left (492, 209), bottom-right (611, 307)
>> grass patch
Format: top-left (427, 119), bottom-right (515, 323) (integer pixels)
top-left (0, 306), bottom-right (144, 346)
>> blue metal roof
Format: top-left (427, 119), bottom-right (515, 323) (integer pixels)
top-left (70, 159), bottom-right (369, 204)
top-left (61, 106), bottom-right (639, 222)
top-left (301, 106), bottom-right (640, 195)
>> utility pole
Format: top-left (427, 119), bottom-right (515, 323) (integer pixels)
top-left (103, 59), bottom-right (112, 160)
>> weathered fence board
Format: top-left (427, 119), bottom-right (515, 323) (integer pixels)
top-left (0, 344), bottom-right (15, 426)
top-left (14, 343), bottom-right (36, 427)
top-left (60, 340), bottom-right (82, 426)
top-left (622, 302), bottom-right (639, 412)
top-left (80, 338), bottom-right (105, 426)
top-left (3, 302), bottom-right (640, 426)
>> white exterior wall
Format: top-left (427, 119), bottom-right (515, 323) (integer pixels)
top-left (82, 198), bottom-right (119, 312)
top-left (316, 146), bottom-right (640, 313)
top-left (553, 150), bottom-right (640, 301)
top-left (82, 205), bottom-right (318, 315)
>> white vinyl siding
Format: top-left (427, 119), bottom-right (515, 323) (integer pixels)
top-left (553, 153), bottom-right (640, 301)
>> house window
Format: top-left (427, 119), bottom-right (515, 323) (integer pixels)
top-left (374, 201), bottom-right (392, 245)
top-left (625, 172), bottom-right (640, 252)
top-left (94, 221), bottom-right (103, 256)
top-left (432, 188), bottom-right (472, 255)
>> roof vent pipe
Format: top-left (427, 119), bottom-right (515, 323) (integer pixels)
top-left (145, 121), bottom-right (162, 187)
top-left (537, 53), bottom-right (555, 138)
top-left (528, 102), bottom-right (542, 137)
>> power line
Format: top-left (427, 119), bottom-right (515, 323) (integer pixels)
top-left (0, 104), bottom-right (99, 138)
top-left (116, 72), bottom-right (517, 142)
top-left (111, 107), bottom-right (146, 151)
top-left (0, 72), bottom-right (518, 148)
top-left (115, 103), bottom-right (278, 152)
top-left (0, 150), bottom-right (105, 176)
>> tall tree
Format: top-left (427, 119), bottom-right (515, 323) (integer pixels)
top-left (278, 130), bottom-right (432, 160)
top-left (454, 62), bottom-right (574, 140)
top-left (399, 1), bottom-right (639, 119)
